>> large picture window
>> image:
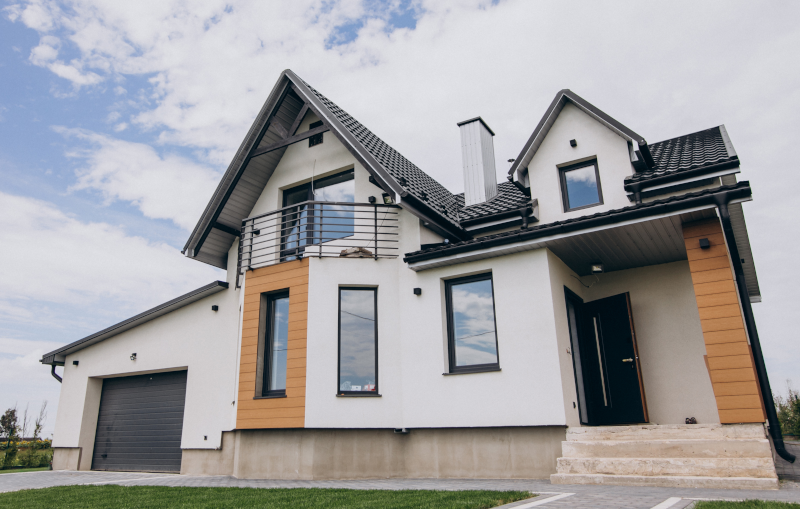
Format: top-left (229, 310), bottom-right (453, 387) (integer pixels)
top-left (281, 170), bottom-right (355, 260)
top-left (445, 273), bottom-right (500, 374)
top-left (338, 287), bottom-right (378, 395)
top-left (261, 291), bottom-right (289, 397)
top-left (559, 160), bottom-right (603, 212)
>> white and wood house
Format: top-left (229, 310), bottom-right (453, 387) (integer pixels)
top-left (41, 70), bottom-right (794, 488)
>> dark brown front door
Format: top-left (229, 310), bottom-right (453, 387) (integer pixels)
top-left (565, 290), bottom-right (648, 425)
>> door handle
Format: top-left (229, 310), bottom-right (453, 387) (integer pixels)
top-left (622, 358), bottom-right (634, 363)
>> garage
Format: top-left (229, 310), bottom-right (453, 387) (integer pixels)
top-left (92, 370), bottom-right (188, 472)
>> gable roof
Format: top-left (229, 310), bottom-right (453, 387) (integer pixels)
top-left (507, 89), bottom-right (652, 181)
top-left (456, 181), bottom-right (530, 223)
top-left (625, 125), bottom-right (739, 189)
top-left (183, 70), bottom-right (467, 268)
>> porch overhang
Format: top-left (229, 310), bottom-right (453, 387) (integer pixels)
top-left (404, 182), bottom-right (752, 273)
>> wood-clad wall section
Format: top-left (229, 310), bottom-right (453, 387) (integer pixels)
top-left (682, 218), bottom-right (765, 424)
top-left (237, 259), bottom-right (308, 429)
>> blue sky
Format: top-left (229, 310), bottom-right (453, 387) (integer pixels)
top-left (2, 0), bottom-right (800, 437)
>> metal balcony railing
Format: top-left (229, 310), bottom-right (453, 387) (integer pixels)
top-left (237, 200), bottom-right (400, 286)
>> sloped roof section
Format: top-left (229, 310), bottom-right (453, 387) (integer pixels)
top-left (626, 126), bottom-right (739, 185)
top-left (298, 77), bottom-right (462, 228)
top-left (456, 181), bottom-right (530, 222)
top-left (183, 70), bottom-right (467, 268)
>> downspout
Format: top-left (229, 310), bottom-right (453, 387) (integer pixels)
top-left (716, 196), bottom-right (796, 463)
top-left (51, 364), bottom-right (62, 383)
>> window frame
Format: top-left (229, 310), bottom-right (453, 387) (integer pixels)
top-left (444, 273), bottom-right (501, 375)
top-left (309, 120), bottom-right (324, 147)
top-left (337, 286), bottom-right (380, 397)
top-left (259, 290), bottom-right (290, 399)
top-left (559, 159), bottom-right (604, 212)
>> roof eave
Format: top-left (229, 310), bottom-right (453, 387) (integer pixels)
top-left (624, 158), bottom-right (740, 192)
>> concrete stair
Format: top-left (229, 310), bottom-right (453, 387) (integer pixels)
top-left (551, 424), bottom-right (779, 490)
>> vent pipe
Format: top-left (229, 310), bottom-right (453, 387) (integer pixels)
top-left (458, 117), bottom-right (498, 206)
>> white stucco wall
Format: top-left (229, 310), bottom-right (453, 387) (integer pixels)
top-left (527, 102), bottom-right (634, 224)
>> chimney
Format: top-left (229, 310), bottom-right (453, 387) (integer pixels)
top-left (458, 117), bottom-right (498, 206)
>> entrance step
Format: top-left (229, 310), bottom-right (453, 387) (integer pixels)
top-left (557, 456), bottom-right (776, 478)
top-left (552, 424), bottom-right (779, 489)
top-left (551, 473), bottom-right (779, 490)
top-left (565, 424), bottom-right (767, 441)
top-left (562, 439), bottom-right (772, 459)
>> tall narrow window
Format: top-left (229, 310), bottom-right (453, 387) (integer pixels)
top-left (338, 288), bottom-right (378, 395)
top-left (445, 273), bottom-right (500, 374)
top-left (559, 160), bottom-right (603, 211)
top-left (262, 291), bottom-right (289, 397)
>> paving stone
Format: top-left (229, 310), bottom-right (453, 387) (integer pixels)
top-left (1, 471), bottom-right (799, 508)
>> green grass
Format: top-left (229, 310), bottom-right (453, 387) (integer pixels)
top-left (695, 501), bottom-right (800, 509)
top-left (0, 467), bottom-right (50, 474)
top-left (0, 485), bottom-right (533, 509)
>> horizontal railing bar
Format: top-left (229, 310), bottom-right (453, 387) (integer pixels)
top-left (244, 201), bottom-right (400, 222)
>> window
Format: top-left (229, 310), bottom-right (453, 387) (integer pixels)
top-left (445, 273), bottom-right (500, 374)
top-left (280, 170), bottom-right (355, 260)
top-left (338, 287), bottom-right (378, 395)
top-left (559, 160), bottom-right (603, 211)
top-left (261, 291), bottom-right (289, 397)
top-left (309, 120), bottom-right (324, 147)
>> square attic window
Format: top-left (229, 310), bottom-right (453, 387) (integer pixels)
top-left (560, 160), bottom-right (603, 211)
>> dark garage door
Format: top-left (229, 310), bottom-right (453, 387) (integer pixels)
top-left (92, 370), bottom-right (188, 472)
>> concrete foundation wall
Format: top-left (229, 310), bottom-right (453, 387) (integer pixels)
top-left (181, 426), bottom-right (565, 480)
top-left (52, 447), bottom-right (81, 471)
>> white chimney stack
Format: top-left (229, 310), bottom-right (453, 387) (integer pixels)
top-left (458, 117), bottom-right (498, 206)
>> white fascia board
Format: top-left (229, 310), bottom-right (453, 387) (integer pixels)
top-left (719, 125), bottom-right (738, 157)
top-left (408, 204), bottom-right (717, 272)
top-left (634, 168), bottom-right (741, 193)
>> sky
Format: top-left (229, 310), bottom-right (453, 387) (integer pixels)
top-left (1, 0), bottom-right (799, 438)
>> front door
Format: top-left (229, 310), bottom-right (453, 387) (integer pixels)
top-left (565, 290), bottom-right (648, 425)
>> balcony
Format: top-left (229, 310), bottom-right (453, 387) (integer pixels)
top-left (237, 201), bottom-right (400, 281)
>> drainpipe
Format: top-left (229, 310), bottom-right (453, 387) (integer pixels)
top-left (51, 364), bottom-right (62, 383)
top-left (715, 197), bottom-right (795, 463)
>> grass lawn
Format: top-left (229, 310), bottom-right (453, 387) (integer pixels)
top-left (0, 485), bottom-right (533, 509)
top-left (0, 467), bottom-right (50, 474)
top-left (695, 501), bottom-right (800, 509)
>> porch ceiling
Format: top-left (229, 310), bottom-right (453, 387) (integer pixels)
top-left (547, 209), bottom-right (717, 276)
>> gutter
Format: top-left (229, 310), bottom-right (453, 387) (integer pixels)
top-left (715, 197), bottom-right (796, 464)
top-left (51, 365), bottom-right (62, 383)
top-left (405, 183), bottom-right (751, 264)
top-left (625, 159), bottom-right (740, 193)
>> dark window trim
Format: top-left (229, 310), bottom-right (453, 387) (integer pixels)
top-left (442, 367), bottom-right (501, 376)
top-left (337, 286), bottom-right (379, 397)
top-left (262, 290), bottom-right (290, 398)
top-left (444, 272), bottom-right (500, 374)
top-left (559, 158), bottom-right (603, 212)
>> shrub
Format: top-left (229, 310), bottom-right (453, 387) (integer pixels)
top-left (774, 383), bottom-right (800, 437)
top-left (19, 447), bottom-right (39, 468)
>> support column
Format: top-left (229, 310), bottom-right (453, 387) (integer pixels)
top-left (682, 218), bottom-right (765, 424)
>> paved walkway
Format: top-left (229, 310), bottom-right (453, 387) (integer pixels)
top-left (0, 471), bottom-right (799, 508)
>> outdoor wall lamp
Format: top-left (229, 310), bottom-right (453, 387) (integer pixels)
top-left (413, 288), bottom-right (422, 296)
top-left (590, 263), bottom-right (604, 274)
top-left (130, 353), bottom-right (137, 361)
top-left (368, 196), bottom-right (376, 204)
top-left (211, 305), bottom-right (219, 312)
top-left (570, 139), bottom-right (577, 147)
top-left (699, 238), bottom-right (711, 249)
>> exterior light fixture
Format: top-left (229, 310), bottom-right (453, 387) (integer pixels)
top-left (590, 263), bottom-right (604, 274)
top-left (699, 238), bottom-right (710, 249)
top-left (413, 288), bottom-right (422, 296)
top-left (368, 196), bottom-right (376, 204)
top-left (570, 139), bottom-right (577, 147)
top-left (130, 353), bottom-right (137, 361)
top-left (211, 305), bottom-right (219, 312)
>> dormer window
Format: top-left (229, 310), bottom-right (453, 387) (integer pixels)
top-left (559, 159), bottom-right (603, 212)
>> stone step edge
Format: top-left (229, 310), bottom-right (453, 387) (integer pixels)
top-left (550, 473), bottom-right (779, 490)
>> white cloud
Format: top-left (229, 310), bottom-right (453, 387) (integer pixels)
top-left (0, 190), bottom-right (221, 311)
top-left (113, 122), bottom-right (127, 131)
top-left (56, 127), bottom-right (221, 230)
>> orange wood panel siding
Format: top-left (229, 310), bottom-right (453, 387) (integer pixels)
top-left (236, 259), bottom-right (309, 429)
top-left (682, 218), bottom-right (765, 424)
